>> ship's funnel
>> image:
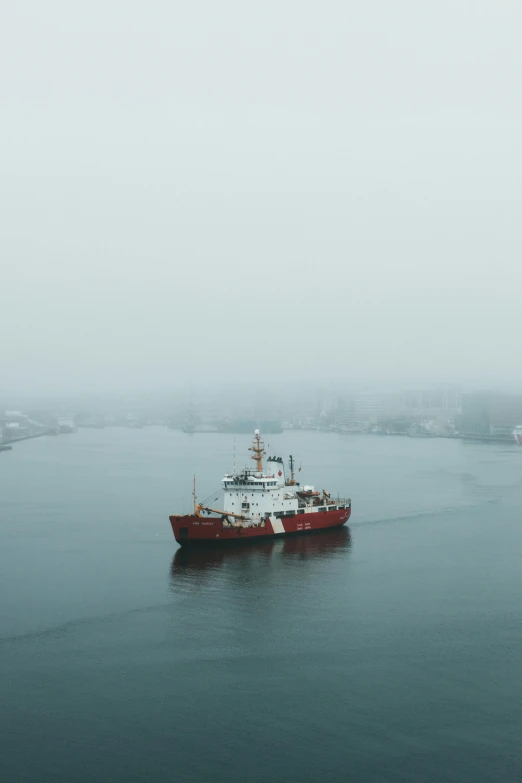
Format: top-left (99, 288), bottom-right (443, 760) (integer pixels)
top-left (266, 456), bottom-right (285, 485)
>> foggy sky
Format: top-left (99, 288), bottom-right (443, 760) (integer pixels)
top-left (1, 1), bottom-right (521, 394)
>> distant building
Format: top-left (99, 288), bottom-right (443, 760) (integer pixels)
top-left (400, 386), bottom-right (461, 419)
top-left (5, 411), bottom-right (27, 421)
top-left (2, 421), bottom-right (21, 440)
top-left (57, 418), bottom-right (77, 434)
top-left (333, 386), bottom-right (460, 429)
top-left (335, 392), bottom-right (402, 427)
top-left (459, 393), bottom-right (522, 439)
top-left (353, 393), bottom-right (383, 424)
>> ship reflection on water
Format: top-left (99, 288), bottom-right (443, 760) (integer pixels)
top-left (170, 526), bottom-right (352, 580)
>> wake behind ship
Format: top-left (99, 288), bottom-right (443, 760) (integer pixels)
top-left (169, 430), bottom-right (351, 545)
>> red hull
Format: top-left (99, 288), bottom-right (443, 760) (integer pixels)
top-left (170, 507), bottom-right (351, 546)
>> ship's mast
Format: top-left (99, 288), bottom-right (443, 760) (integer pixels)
top-left (287, 454), bottom-right (296, 485)
top-left (193, 474), bottom-right (197, 514)
top-left (249, 429), bottom-right (264, 472)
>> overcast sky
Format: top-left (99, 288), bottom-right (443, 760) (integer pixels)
top-left (1, 0), bottom-right (521, 394)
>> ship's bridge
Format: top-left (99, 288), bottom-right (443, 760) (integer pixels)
top-left (222, 455), bottom-right (286, 487)
top-left (222, 471), bottom-right (281, 489)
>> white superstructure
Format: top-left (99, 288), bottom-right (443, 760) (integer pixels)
top-left (223, 463), bottom-right (300, 523)
top-left (194, 430), bottom-right (348, 527)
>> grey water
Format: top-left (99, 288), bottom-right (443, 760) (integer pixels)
top-left (1, 429), bottom-right (521, 783)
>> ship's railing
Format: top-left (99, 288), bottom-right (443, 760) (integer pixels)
top-left (331, 498), bottom-right (352, 507)
top-left (297, 498), bottom-right (351, 510)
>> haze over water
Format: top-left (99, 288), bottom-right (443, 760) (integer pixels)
top-left (3, 1), bottom-right (522, 392)
top-left (1, 429), bottom-right (521, 782)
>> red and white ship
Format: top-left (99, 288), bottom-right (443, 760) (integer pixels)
top-left (170, 430), bottom-right (351, 546)
top-left (513, 425), bottom-right (522, 446)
